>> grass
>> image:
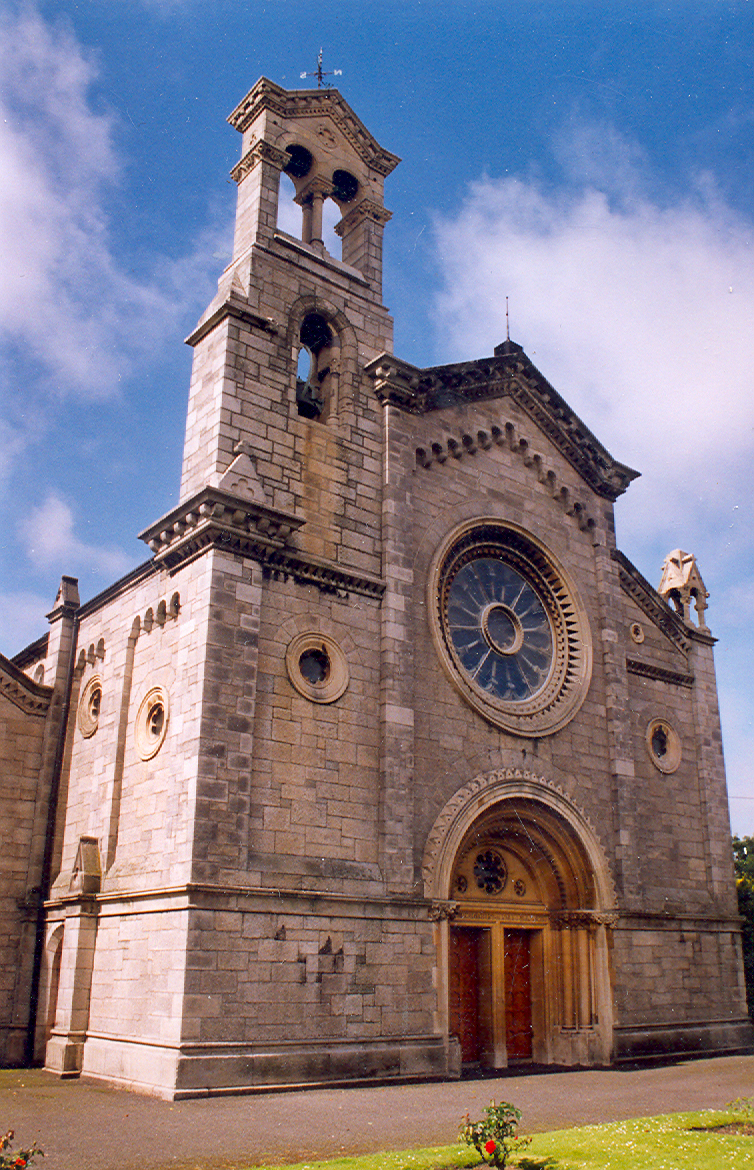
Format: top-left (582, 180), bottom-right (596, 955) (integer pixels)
top-left (246, 1110), bottom-right (754, 1170)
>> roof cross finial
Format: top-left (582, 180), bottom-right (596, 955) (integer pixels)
top-left (300, 49), bottom-right (343, 89)
top-left (506, 296), bottom-right (510, 341)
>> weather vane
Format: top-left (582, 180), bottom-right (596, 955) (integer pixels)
top-left (300, 49), bottom-right (342, 88)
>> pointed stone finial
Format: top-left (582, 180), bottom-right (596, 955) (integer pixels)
top-left (47, 575), bottom-right (80, 623)
top-left (658, 550), bottom-right (709, 629)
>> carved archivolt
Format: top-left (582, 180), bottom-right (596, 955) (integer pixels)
top-left (422, 767), bottom-right (617, 915)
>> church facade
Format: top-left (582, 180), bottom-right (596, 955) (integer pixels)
top-left (1, 78), bottom-right (751, 1097)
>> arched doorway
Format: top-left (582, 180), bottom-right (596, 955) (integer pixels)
top-left (424, 770), bottom-right (617, 1070)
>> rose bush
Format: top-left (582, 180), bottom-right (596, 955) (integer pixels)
top-left (0, 1130), bottom-right (43, 1169)
top-left (459, 1101), bottom-right (530, 1168)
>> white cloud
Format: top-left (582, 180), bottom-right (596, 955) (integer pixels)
top-left (22, 493), bottom-right (133, 579)
top-left (0, 5), bottom-right (126, 394)
top-left (430, 127), bottom-right (754, 570)
top-left (0, 5), bottom-right (231, 474)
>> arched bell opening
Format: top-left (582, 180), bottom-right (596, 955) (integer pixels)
top-left (425, 778), bottom-right (616, 1072)
top-left (296, 313), bottom-right (337, 421)
top-left (277, 171), bottom-right (303, 237)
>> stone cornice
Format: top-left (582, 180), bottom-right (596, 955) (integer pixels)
top-left (550, 909), bottom-right (620, 930)
top-left (0, 653), bottom-right (52, 716)
top-left (138, 489), bottom-right (385, 598)
top-left (365, 348), bottom-right (639, 501)
top-left (626, 658), bottom-right (694, 688)
top-left (139, 488), bottom-right (305, 570)
top-left (612, 549), bottom-right (715, 652)
top-left (48, 880), bottom-right (430, 920)
top-left (262, 550), bottom-right (386, 600)
top-left (615, 909), bottom-right (744, 928)
top-left (227, 78), bottom-right (401, 178)
top-left (185, 295), bottom-right (278, 349)
top-left (229, 139), bottom-right (289, 184)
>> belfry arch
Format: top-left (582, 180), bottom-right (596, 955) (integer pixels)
top-left (423, 770), bottom-right (617, 1070)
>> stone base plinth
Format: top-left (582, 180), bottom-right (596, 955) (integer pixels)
top-left (613, 1017), bottom-right (754, 1063)
top-left (45, 1030), bottom-right (87, 1077)
top-left (78, 1033), bottom-right (457, 1099)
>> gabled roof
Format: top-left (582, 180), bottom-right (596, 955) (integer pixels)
top-left (227, 78), bottom-right (401, 178)
top-left (365, 340), bottom-right (640, 501)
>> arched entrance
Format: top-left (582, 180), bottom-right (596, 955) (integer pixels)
top-left (424, 770), bottom-right (617, 1069)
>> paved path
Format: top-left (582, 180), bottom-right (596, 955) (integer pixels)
top-left (2, 1056), bottom-right (753, 1170)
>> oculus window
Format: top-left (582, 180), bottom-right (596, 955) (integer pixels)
top-left (429, 521), bottom-right (592, 736)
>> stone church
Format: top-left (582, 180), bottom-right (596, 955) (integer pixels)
top-left (1, 78), bottom-right (751, 1097)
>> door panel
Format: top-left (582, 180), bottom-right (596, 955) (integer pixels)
top-left (450, 926), bottom-right (488, 1063)
top-left (504, 929), bottom-right (533, 1060)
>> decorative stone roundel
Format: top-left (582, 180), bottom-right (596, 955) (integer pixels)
top-left (134, 686), bottom-right (170, 761)
top-left (645, 717), bottom-right (682, 774)
top-left (286, 633), bottom-right (349, 704)
top-left (429, 521), bottom-right (592, 736)
top-left (78, 675), bottom-right (103, 738)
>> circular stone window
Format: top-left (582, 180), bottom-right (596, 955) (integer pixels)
top-left (286, 633), bottom-right (349, 704)
top-left (645, 717), bottom-right (681, 774)
top-left (429, 521), bottom-right (592, 736)
top-left (472, 848), bottom-right (508, 894)
top-left (78, 675), bottom-right (103, 738)
top-left (135, 686), bottom-right (170, 760)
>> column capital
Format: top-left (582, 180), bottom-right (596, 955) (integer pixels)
top-left (230, 138), bottom-right (289, 185)
top-left (335, 198), bottom-right (392, 236)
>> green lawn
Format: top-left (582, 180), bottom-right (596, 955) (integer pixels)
top-left (246, 1111), bottom-right (754, 1170)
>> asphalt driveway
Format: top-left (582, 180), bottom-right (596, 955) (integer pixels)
top-left (2, 1055), bottom-right (753, 1170)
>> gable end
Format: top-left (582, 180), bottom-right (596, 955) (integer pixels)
top-left (366, 346), bottom-right (639, 501)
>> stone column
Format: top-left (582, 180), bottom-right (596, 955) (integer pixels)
top-left (298, 178), bottom-right (332, 250)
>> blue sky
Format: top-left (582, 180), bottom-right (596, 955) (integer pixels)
top-left (1, 0), bottom-right (752, 833)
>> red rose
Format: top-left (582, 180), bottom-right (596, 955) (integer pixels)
top-left (484, 1138), bottom-right (496, 1154)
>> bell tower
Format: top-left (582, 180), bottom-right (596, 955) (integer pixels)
top-left (177, 78), bottom-right (400, 523)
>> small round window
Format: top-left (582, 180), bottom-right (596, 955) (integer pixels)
top-left (645, 718), bottom-right (681, 774)
top-left (78, 675), bottom-right (103, 738)
top-left (135, 686), bottom-right (170, 760)
top-left (286, 633), bottom-right (348, 704)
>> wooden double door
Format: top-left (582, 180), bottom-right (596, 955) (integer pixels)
top-left (449, 925), bottom-right (534, 1065)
